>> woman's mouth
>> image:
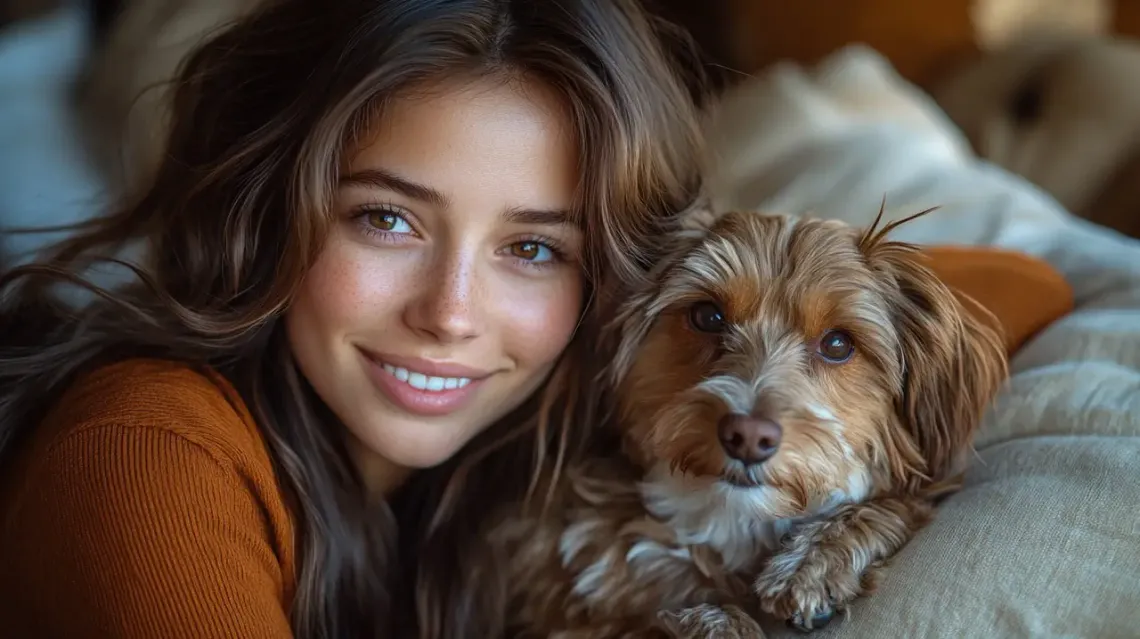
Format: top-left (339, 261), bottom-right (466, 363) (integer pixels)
top-left (359, 349), bottom-right (489, 417)
top-left (379, 363), bottom-right (471, 392)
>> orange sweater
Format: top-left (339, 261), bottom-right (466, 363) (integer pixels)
top-left (0, 360), bottom-right (296, 638)
top-left (0, 247), bottom-right (1074, 637)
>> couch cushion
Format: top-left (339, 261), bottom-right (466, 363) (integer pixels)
top-left (926, 245), bottom-right (1074, 354)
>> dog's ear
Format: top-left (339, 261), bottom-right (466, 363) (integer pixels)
top-left (865, 239), bottom-right (1008, 488)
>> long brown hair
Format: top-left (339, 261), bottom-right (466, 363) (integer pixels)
top-left (0, 0), bottom-right (708, 636)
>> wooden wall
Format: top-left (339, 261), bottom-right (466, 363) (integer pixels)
top-left (725, 0), bottom-right (977, 86)
top-left (654, 0), bottom-right (1140, 90)
top-left (1115, 2), bottom-right (1140, 36)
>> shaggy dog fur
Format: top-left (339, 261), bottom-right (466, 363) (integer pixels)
top-left (488, 207), bottom-right (1008, 638)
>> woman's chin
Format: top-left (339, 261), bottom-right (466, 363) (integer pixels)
top-left (355, 418), bottom-right (473, 469)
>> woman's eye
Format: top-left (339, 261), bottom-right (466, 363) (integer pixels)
top-left (366, 210), bottom-right (414, 234)
top-left (510, 241), bottom-right (554, 262)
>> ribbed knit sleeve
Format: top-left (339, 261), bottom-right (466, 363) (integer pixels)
top-left (0, 360), bottom-right (297, 639)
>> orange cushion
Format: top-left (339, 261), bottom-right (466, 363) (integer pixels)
top-left (923, 246), bottom-right (1074, 355)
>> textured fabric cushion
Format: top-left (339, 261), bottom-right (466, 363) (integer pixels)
top-left (705, 46), bottom-right (1140, 638)
top-left (767, 436), bottom-right (1139, 637)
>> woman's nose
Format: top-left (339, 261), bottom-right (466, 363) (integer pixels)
top-left (402, 252), bottom-right (482, 344)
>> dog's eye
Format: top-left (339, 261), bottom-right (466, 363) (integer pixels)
top-left (817, 329), bottom-right (855, 363)
top-left (688, 301), bottom-right (726, 333)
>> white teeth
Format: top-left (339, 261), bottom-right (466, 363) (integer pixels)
top-left (381, 364), bottom-right (471, 392)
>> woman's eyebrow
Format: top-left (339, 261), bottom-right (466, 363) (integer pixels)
top-left (341, 168), bottom-right (574, 227)
top-left (503, 206), bottom-right (574, 227)
top-left (339, 168), bottom-right (450, 208)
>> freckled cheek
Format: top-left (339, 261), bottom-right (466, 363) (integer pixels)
top-left (299, 239), bottom-right (423, 328)
top-left (494, 272), bottom-right (583, 365)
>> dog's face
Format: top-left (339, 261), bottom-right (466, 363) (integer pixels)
top-left (610, 211), bottom-right (1007, 520)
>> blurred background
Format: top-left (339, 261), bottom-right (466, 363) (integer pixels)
top-left (5, 4), bottom-right (1139, 637)
top-left (3, 0), bottom-right (1140, 267)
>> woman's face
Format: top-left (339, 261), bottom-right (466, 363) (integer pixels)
top-left (286, 77), bottom-right (583, 492)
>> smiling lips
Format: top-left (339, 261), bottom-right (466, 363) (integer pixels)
top-left (381, 363), bottom-right (472, 391)
top-left (360, 349), bottom-right (490, 416)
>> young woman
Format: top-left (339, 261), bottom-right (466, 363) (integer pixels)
top-left (0, 1), bottom-right (707, 637)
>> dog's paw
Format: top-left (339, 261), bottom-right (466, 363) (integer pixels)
top-left (656, 604), bottom-right (765, 638)
top-left (753, 545), bottom-right (879, 632)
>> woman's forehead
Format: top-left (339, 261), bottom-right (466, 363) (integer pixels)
top-left (344, 75), bottom-right (579, 219)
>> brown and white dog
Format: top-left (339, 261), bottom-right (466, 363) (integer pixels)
top-left (492, 207), bottom-right (1009, 638)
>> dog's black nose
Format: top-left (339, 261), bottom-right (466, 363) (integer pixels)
top-left (718, 414), bottom-right (781, 464)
